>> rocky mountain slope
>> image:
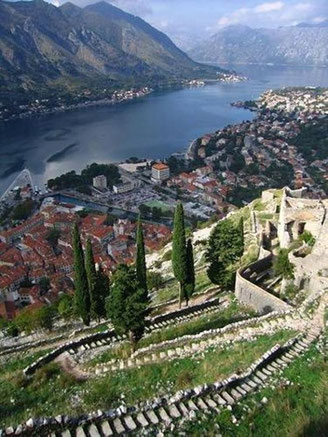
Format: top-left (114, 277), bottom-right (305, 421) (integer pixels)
top-left (0, 0), bottom-right (219, 102)
top-left (190, 22), bottom-right (328, 67)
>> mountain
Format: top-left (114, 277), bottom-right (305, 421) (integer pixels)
top-left (0, 0), bottom-right (219, 103)
top-left (189, 22), bottom-right (328, 67)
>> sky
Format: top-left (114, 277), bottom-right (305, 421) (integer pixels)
top-left (48, 0), bottom-right (328, 47)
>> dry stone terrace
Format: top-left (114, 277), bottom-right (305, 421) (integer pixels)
top-left (3, 291), bottom-right (326, 437)
top-left (22, 294), bottom-right (223, 376)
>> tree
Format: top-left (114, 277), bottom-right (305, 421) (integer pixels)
top-left (46, 228), bottom-right (61, 249)
top-left (185, 239), bottom-right (195, 305)
top-left (206, 217), bottom-right (245, 289)
top-left (273, 249), bottom-right (294, 280)
top-left (12, 200), bottom-right (35, 221)
top-left (35, 306), bottom-right (56, 331)
top-left (57, 294), bottom-right (74, 320)
top-left (94, 265), bottom-right (110, 320)
top-left (147, 271), bottom-right (164, 291)
top-left (72, 223), bottom-right (91, 325)
top-left (106, 264), bottom-right (147, 350)
top-left (135, 218), bottom-right (148, 301)
top-left (85, 239), bottom-right (99, 321)
top-left (39, 277), bottom-right (50, 294)
top-left (172, 203), bottom-right (188, 308)
top-left (152, 207), bottom-right (161, 221)
top-left (139, 204), bottom-right (151, 218)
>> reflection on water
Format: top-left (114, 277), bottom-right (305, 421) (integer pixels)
top-left (0, 65), bottom-right (327, 193)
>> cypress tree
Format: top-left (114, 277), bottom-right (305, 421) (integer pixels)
top-left (72, 223), bottom-right (90, 326)
top-left (172, 203), bottom-right (188, 308)
top-left (107, 264), bottom-right (147, 350)
top-left (185, 239), bottom-right (195, 306)
top-left (95, 264), bottom-right (110, 320)
top-left (85, 239), bottom-right (98, 321)
top-left (136, 217), bottom-right (148, 301)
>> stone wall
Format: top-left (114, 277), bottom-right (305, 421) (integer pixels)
top-left (235, 256), bottom-right (291, 313)
top-left (23, 297), bottom-right (222, 376)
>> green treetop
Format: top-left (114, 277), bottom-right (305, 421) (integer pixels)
top-left (206, 217), bottom-right (245, 289)
top-left (136, 217), bottom-right (148, 301)
top-left (72, 223), bottom-right (90, 326)
top-left (106, 264), bottom-right (147, 350)
top-left (85, 238), bottom-right (99, 321)
top-left (185, 238), bottom-right (195, 305)
top-left (172, 203), bottom-right (188, 308)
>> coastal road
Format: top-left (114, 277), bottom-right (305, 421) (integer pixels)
top-left (0, 168), bottom-right (34, 201)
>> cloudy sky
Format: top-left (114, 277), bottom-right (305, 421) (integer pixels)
top-left (48, 0), bottom-right (328, 47)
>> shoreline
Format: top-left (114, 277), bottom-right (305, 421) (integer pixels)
top-left (0, 75), bottom-right (246, 124)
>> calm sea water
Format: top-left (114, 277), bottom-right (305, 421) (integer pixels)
top-left (0, 64), bottom-right (327, 193)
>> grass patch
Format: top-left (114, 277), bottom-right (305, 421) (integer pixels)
top-left (0, 330), bottom-right (295, 427)
top-left (152, 270), bottom-right (212, 306)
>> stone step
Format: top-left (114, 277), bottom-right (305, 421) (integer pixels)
top-left (146, 410), bottom-right (159, 424)
top-left (112, 418), bottom-right (125, 434)
top-left (100, 420), bottom-right (114, 436)
top-left (275, 358), bottom-right (287, 366)
top-left (187, 399), bottom-right (199, 411)
top-left (240, 382), bottom-right (253, 393)
top-left (255, 370), bottom-right (268, 381)
top-left (168, 404), bottom-right (181, 419)
top-left (136, 412), bottom-right (149, 427)
top-left (158, 407), bottom-right (172, 423)
top-left (235, 385), bottom-right (247, 396)
top-left (245, 378), bottom-right (257, 389)
top-left (261, 367), bottom-right (272, 376)
top-left (178, 402), bottom-right (190, 416)
top-left (61, 431), bottom-right (71, 437)
top-left (124, 415), bottom-right (137, 431)
top-left (250, 375), bottom-right (262, 385)
top-left (230, 388), bottom-right (243, 401)
top-left (88, 424), bottom-right (101, 437)
top-left (269, 361), bottom-right (281, 370)
top-left (196, 398), bottom-right (208, 411)
top-left (281, 352), bottom-right (294, 363)
top-left (287, 350), bottom-right (299, 358)
top-left (212, 393), bottom-right (227, 405)
top-left (221, 391), bottom-right (235, 405)
top-left (76, 426), bottom-right (87, 437)
top-left (204, 396), bottom-right (220, 411)
top-left (266, 364), bottom-right (277, 373)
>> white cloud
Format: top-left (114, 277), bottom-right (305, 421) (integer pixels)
top-left (213, 0), bottom-right (325, 31)
top-left (254, 2), bottom-right (284, 13)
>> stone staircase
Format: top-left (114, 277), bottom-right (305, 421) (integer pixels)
top-left (11, 328), bottom-right (322, 437)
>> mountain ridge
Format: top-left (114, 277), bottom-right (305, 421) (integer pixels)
top-left (189, 22), bottom-right (328, 67)
top-left (0, 0), bottom-right (220, 104)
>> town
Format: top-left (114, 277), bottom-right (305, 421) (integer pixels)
top-left (0, 86), bottom-right (327, 322)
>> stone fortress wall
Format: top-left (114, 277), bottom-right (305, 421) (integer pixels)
top-left (235, 256), bottom-right (290, 313)
top-left (236, 186), bottom-right (328, 312)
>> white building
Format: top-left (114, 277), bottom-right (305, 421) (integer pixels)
top-left (93, 175), bottom-right (107, 189)
top-left (151, 162), bottom-right (170, 182)
top-left (113, 181), bottom-right (134, 194)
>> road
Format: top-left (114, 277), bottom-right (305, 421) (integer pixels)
top-left (0, 168), bottom-right (34, 202)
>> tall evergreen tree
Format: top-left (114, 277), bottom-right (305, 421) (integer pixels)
top-left (95, 264), bottom-right (110, 320)
top-left (172, 203), bottom-right (188, 308)
top-left (185, 239), bottom-right (195, 305)
top-left (72, 223), bottom-right (90, 325)
top-left (135, 217), bottom-right (148, 301)
top-left (106, 264), bottom-right (147, 350)
top-left (85, 239), bottom-right (98, 321)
